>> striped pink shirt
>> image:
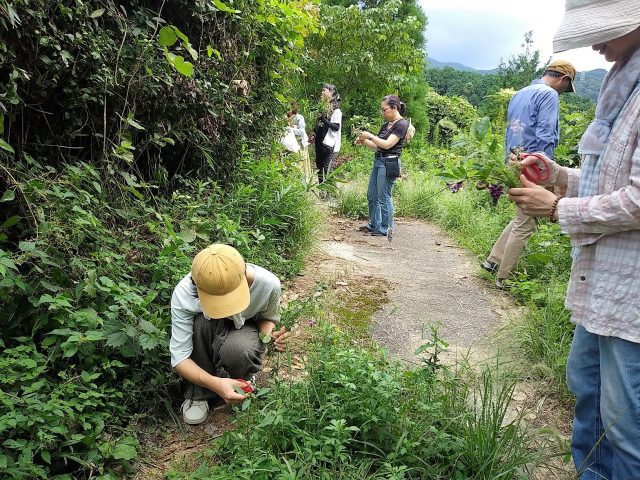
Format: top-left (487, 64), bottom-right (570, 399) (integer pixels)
top-left (557, 87), bottom-right (640, 343)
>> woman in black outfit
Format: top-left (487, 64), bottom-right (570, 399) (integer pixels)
top-left (356, 95), bottom-right (409, 237)
top-left (312, 84), bottom-right (342, 184)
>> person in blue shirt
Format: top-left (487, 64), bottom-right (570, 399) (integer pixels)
top-left (481, 60), bottom-right (576, 288)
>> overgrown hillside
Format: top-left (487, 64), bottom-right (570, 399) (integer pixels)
top-left (0, 2), bottom-right (318, 477)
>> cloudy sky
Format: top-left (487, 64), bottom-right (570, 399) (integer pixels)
top-left (418, 0), bottom-right (611, 71)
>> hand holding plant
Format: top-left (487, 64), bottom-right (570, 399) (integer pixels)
top-left (508, 175), bottom-right (560, 218)
top-left (271, 326), bottom-right (290, 352)
top-left (314, 97), bottom-right (332, 120)
top-left (438, 117), bottom-right (521, 204)
top-left (518, 152), bottom-right (561, 186)
top-left (215, 377), bottom-right (251, 405)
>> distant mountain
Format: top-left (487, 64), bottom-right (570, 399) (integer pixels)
top-left (574, 69), bottom-right (606, 102)
top-left (426, 57), bottom-right (498, 75)
top-left (427, 57), bottom-right (605, 102)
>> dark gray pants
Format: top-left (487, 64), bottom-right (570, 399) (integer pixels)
top-left (186, 313), bottom-right (265, 401)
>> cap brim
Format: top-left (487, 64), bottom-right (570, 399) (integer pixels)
top-left (553, 3), bottom-right (640, 53)
top-left (197, 278), bottom-right (250, 319)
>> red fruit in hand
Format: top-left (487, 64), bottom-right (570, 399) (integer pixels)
top-left (235, 379), bottom-right (253, 393)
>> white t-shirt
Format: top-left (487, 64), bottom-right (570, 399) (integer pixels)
top-left (322, 109), bottom-right (342, 153)
top-left (169, 264), bottom-right (281, 368)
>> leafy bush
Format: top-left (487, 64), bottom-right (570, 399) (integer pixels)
top-left (295, 0), bottom-right (428, 135)
top-left (423, 91), bottom-right (477, 146)
top-left (0, 1), bottom-right (318, 177)
top-left (555, 100), bottom-right (595, 168)
top-left (0, 153), bottom-right (315, 477)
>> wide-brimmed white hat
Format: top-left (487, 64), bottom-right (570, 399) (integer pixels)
top-left (553, 0), bottom-right (640, 53)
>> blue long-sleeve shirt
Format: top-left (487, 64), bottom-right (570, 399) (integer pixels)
top-left (505, 79), bottom-right (559, 160)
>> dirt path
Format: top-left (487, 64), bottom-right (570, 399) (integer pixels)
top-left (317, 216), bottom-right (515, 367)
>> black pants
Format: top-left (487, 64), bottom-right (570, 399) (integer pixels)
top-left (315, 147), bottom-right (336, 184)
top-left (185, 314), bottom-right (265, 401)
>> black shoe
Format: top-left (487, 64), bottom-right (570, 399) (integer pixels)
top-left (358, 225), bottom-right (373, 232)
top-left (481, 260), bottom-right (498, 273)
top-left (369, 231), bottom-right (386, 237)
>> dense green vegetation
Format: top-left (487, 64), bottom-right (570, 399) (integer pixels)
top-left (1, 0), bottom-right (594, 477)
top-left (293, 0), bottom-right (429, 134)
top-left (0, 2), bottom-right (318, 477)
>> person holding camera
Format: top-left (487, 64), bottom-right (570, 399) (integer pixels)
top-left (356, 95), bottom-right (410, 239)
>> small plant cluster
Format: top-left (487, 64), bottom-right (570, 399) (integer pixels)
top-left (438, 117), bottom-right (521, 205)
top-left (348, 115), bottom-right (377, 141)
top-left (172, 323), bottom-right (551, 479)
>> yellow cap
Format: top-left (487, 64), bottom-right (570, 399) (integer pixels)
top-left (191, 244), bottom-right (250, 319)
top-left (546, 60), bottom-right (577, 93)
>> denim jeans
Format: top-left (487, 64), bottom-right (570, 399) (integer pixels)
top-left (567, 325), bottom-right (640, 479)
top-left (366, 155), bottom-right (397, 235)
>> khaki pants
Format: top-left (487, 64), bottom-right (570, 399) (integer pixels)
top-left (488, 206), bottom-right (536, 280)
top-left (299, 147), bottom-right (312, 184)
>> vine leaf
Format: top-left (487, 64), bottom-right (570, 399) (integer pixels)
top-left (1, 190), bottom-right (15, 203)
top-left (173, 56), bottom-right (194, 77)
top-left (0, 139), bottom-right (15, 154)
top-left (126, 118), bottom-right (144, 130)
top-left (212, 0), bottom-right (241, 14)
top-left (158, 26), bottom-right (178, 47)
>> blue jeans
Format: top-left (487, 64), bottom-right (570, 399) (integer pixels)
top-left (567, 325), bottom-right (640, 479)
top-left (366, 155), bottom-right (397, 235)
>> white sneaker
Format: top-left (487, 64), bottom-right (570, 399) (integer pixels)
top-left (181, 399), bottom-right (209, 425)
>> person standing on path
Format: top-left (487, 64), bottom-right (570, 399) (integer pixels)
top-left (170, 244), bottom-right (289, 425)
top-left (356, 95), bottom-right (410, 238)
top-left (482, 60), bottom-right (576, 289)
top-left (312, 84), bottom-right (342, 186)
top-left (288, 103), bottom-right (312, 183)
top-left (509, 2), bottom-right (640, 476)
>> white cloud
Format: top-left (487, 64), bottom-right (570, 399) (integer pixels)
top-left (419, 0), bottom-right (611, 71)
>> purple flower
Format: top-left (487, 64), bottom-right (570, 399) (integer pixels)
top-left (308, 319), bottom-right (317, 327)
top-left (488, 184), bottom-right (503, 207)
top-left (447, 181), bottom-right (463, 193)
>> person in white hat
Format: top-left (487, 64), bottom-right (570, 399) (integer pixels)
top-left (508, 1), bottom-right (640, 477)
top-left (169, 244), bottom-right (289, 425)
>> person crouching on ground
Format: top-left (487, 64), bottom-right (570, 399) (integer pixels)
top-left (170, 244), bottom-right (289, 425)
top-left (356, 95), bottom-right (410, 239)
top-left (509, 2), bottom-right (640, 476)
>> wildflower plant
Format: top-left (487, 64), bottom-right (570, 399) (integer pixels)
top-left (438, 117), bottom-right (521, 203)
